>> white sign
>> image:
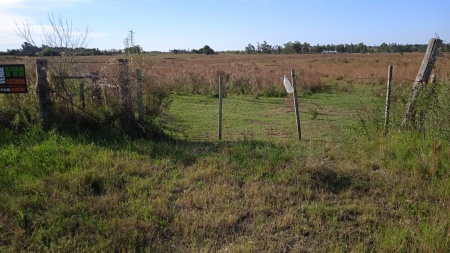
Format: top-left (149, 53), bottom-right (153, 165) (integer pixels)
top-left (283, 75), bottom-right (293, 93)
top-left (0, 67), bottom-right (5, 84)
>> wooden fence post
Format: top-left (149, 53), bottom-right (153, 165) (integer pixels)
top-left (218, 76), bottom-right (223, 140)
top-left (36, 59), bottom-right (52, 125)
top-left (291, 70), bottom-right (301, 140)
top-left (79, 80), bottom-right (86, 110)
top-left (136, 69), bottom-right (144, 122)
top-left (400, 38), bottom-right (442, 130)
top-left (117, 59), bottom-right (134, 129)
top-left (90, 71), bottom-right (102, 103)
top-left (384, 65), bottom-right (393, 135)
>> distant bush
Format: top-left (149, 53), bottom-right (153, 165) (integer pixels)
top-left (39, 47), bottom-right (61, 56)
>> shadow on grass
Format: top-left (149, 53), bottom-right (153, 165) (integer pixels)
top-left (1, 119), bottom-right (371, 197)
top-left (0, 118), bottom-right (289, 169)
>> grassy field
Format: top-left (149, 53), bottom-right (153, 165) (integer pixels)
top-left (164, 87), bottom-right (377, 142)
top-left (1, 53), bottom-right (450, 252)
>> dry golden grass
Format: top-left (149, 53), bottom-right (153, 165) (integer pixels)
top-left (144, 52), bottom-right (450, 95)
top-left (2, 52), bottom-right (449, 97)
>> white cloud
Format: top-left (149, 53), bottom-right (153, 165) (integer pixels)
top-left (0, 0), bottom-right (94, 50)
top-left (0, 7), bottom-right (32, 49)
top-left (0, 0), bottom-right (27, 9)
top-left (0, 2), bottom-right (38, 50)
top-left (0, 0), bottom-right (91, 9)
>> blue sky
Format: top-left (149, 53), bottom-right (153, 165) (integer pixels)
top-left (0, 0), bottom-right (449, 52)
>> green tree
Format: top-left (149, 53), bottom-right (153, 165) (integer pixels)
top-left (379, 42), bottom-right (389, 53)
top-left (292, 41), bottom-right (302, 53)
top-left (283, 42), bottom-right (295, 54)
top-left (274, 45), bottom-right (282, 54)
top-left (302, 42), bottom-right (310, 54)
top-left (124, 30), bottom-right (143, 54)
top-left (355, 42), bottom-right (367, 53)
top-left (260, 41), bottom-right (272, 54)
top-left (201, 45), bottom-right (215, 55)
top-left (245, 43), bottom-right (256, 54)
top-left (39, 46), bottom-right (60, 56)
top-left (335, 44), bottom-right (345, 53)
top-left (124, 45), bottom-right (142, 54)
top-left (21, 42), bottom-right (40, 56)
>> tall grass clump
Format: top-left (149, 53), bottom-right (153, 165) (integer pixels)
top-left (414, 80), bottom-right (450, 138)
top-left (341, 77), bottom-right (450, 252)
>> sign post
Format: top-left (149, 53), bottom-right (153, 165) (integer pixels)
top-left (0, 64), bottom-right (28, 93)
top-left (218, 76), bottom-right (223, 140)
top-left (384, 65), bottom-right (393, 135)
top-left (283, 71), bottom-right (301, 140)
top-left (291, 70), bottom-right (301, 141)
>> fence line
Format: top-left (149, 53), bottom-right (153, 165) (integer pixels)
top-left (354, 77), bottom-right (415, 82)
top-left (35, 58), bottom-right (141, 127)
top-left (47, 61), bottom-right (110, 64)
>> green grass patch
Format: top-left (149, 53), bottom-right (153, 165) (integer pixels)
top-left (164, 86), bottom-right (380, 143)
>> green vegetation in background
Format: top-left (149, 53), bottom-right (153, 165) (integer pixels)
top-left (4, 40), bottom-right (450, 56)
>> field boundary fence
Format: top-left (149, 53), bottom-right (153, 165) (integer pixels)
top-left (35, 58), bottom-right (143, 127)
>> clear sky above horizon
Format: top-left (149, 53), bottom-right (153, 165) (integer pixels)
top-left (0, 0), bottom-right (449, 52)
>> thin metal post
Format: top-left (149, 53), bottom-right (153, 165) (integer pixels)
top-left (136, 69), bottom-right (144, 122)
top-left (291, 70), bottom-right (301, 140)
top-left (384, 65), bottom-right (393, 135)
top-left (218, 76), bottom-right (223, 140)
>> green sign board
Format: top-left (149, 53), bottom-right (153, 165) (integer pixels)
top-left (0, 64), bottom-right (28, 93)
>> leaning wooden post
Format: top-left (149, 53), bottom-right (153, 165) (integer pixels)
top-left (400, 38), bottom-right (442, 130)
top-left (291, 70), bottom-right (301, 140)
top-left (117, 59), bottom-right (134, 129)
top-left (384, 65), bottom-right (393, 135)
top-left (136, 69), bottom-right (144, 122)
top-left (36, 59), bottom-right (52, 125)
top-left (218, 76), bottom-right (223, 140)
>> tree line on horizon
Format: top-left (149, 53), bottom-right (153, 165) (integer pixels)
top-left (1, 40), bottom-right (449, 56)
top-left (0, 42), bottom-right (123, 56)
top-left (241, 40), bottom-right (450, 54)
